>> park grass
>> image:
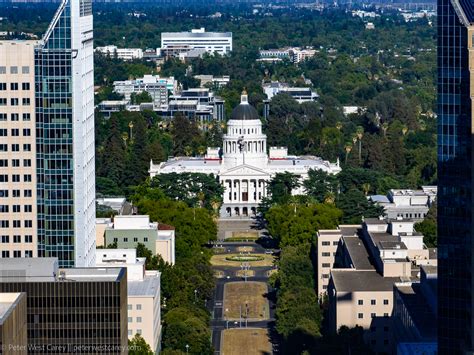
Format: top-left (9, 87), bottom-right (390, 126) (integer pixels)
top-left (235, 269), bottom-right (256, 278)
top-left (223, 282), bottom-right (269, 321)
top-left (221, 328), bottom-right (272, 355)
top-left (225, 236), bottom-right (259, 242)
top-left (210, 253), bottom-right (274, 267)
top-left (237, 246), bottom-right (254, 252)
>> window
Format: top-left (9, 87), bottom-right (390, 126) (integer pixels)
top-left (11, 113), bottom-right (18, 121)
top-left (0, 67), bottom-right (5, 74)
top-left (358, 313), bottom-right (363, 319)
top-left (24, 190), bottom-right (32, 197)
top-left (136, 329), bottom-right (142, 335)
top-left (0, 98), bottom-right (6, 106)
top-left (13, 205), bottom-right (20, 213)
top-left (0, 129), bottom-right (5, 137)
top-left (136, 317), bottom-right (142, 323)
top-left (10, 83), bottom-right (18, 90)
top-left (113, 238), bottom-right (118, 242)
top-left (0, 83), bottom-right (4, 90)
top-left (2, 251), bottom-right (10, 258)
top-left (0, 190), bottom-right (8, 197)
top-left (23, 144), bottom-right (31, 152)
top-left (22, 113), bottom-right (30, 121)
top-left (0, 205), bottom-right (8, 213)
top-left (128, 330), bottom-right (132, 336)
top-left (322, 252), bottom-right (330, 257)
top-left (24, 175), bottom-right (32, 182)
top-left (12, 144), bottom-right (19, 152)
top-left (23, 159), bottom-right (31, 167)
top-left (0, 159), bottom-right (7, 166)
top-left (333, 241), bottom-right (339, 245)
top-left (371, 299), bottom-right (376, 305)
top-left (23, 129), bottom-right (31, 137)
top-left (10, 66), bottom-right (18, 74)
top-left (0, 113), bottom-right (6, 120)
top-left (384, 313), bottom-right (389, 317)
top-left (124, 238), bottom-right (128, 242)
top-left (371, 313), bottom-right (376, 318)
top-left (358, 300), bottom-right (363, 305)
top-left (134, 237), bottom-right (138, 242)
top-left (144, 237), bottom-right (148, 242)
top-left (322, 263), bottom-right (331, 267)
top-left (0, 144), bottom-right (7, 152)
top-left (25, 220), bottom-right (32, 228)
top-left (383, 299), bottom-right (389, 305)
top-left (322, 241), bottom-right (330, 246)
top-left (22, 82), bottom-right (30, 90)
top-left (128, 317), bottom-right (132, 322)
top-left (13, 235), bottom-right (21, 243)
top-left (0, 175), bottom-right (8, 182)
top-left (21, 66), bottom-right (29, 74)
top-left (136, 304), bottom-right (142, 310)
top-left (12, 175), bottom-right (20, 182)
top-left (25, 250), bottom-right (32, 257)
top-left (12, 190), bottom-right (20, 197)
top-left (322, 274), bottom-right (329, 279)
top-left (11, 129), bottom-right (19, 137)
top-left (128, 304), bottom-right (132, 311)
top-left (1, 235), bottom-right (9, 243)
top-left (13, 220), bottom-right (20, 228)
top-left (0, 220), bottom-right (9, 228)
top-left (12, 159), bottom-right (19, 167)
top-left (11, 98), bottom-right (19, 106)
top-left (25, 235), bottom-right (32, 243)
top-left (22, 98), bottom-right (30, 106)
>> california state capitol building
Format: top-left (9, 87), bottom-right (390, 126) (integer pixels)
top-left (149, 92), bottom-right (341, 218)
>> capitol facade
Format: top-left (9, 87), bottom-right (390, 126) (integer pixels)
top-left (149, 93), bottom-right (341, 218)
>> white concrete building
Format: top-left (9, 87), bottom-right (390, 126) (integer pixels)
top-left (161, 28), bottom-right (232, 56)
top-left (263, 81), bottom-right (318, 103)
top-left (95, 45), bottom-right (144, 60)
top-left (96, 249), bottom-right (162, 353)
top-left (150, 92), bottom-right (340, 218)
top-left (113, 75), bottom-right (178, 108)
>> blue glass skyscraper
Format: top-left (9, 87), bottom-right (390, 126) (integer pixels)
top-left (35, 0), bottom-right (96, 267)
top-left (438, 0), bottom-right (474, 352)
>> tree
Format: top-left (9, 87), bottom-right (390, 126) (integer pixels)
top-left (97, 116), bottom-right (126, 185)
top-left (303, 169), bottom-right (339, 203)
top-left (130, 91), bottom-right (153, 105)
top-left (128, 334), bottom-right (154, 355)
top-left (336, 189), bottom-right (383, 224)
top-left (267, 172), bottom-right (301, 205)
top-left (415, 201), bottom-right (437, 247)
top-left (171, 113), bottom-right (200, 156)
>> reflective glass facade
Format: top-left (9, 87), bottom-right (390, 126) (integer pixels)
top-left (35, 1), bottom-right (75, 267)
top-left (438, 0), bottom-right (474, 352)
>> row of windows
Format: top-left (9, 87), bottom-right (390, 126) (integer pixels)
top-left (0, 128), bottom-right (31, 137)
top-left (0, 160), bottom-right (34, 172)
top-left (113, 237), bottom-right (149, 243)
top-left (0, 190), bottom-right (33, 198)
top-left (0, 82), bottom-right (30, 90)
top-left (128, 329), bottom-right (142, 336)
top-left (321, 252), bottom-right (337, 257)
top-left (357, 299), bottom-right (390, 306)
top-left (1, 235), bottom-right (33, 243)
top-left (1, 250), bottom-right (33, 258)
top-left (0, 98), bottom-right (31, 106)
top-left (0, 205), bottom-right (33, 213)
top-left (0, 220), bottom-right (33, 228)
top-left (0, 144), bottom-right (32, 152)
top-left (127, 316), bottom-right (142, 323)
top-left (127, 304), bottom-right (142, 311)
top-left (0, 66), bottom-right (30, 74)
top-left (357, 312), bottom-right (390, 319)
top-left (321, 241), bottom-right (339, 246)
top-left (0, 113), bottom-right (31, 121)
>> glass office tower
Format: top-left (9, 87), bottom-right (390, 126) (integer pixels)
top-left (35, 0), bottom-right (96, 267)
top-left (438, 0), bottom-right (474, 352)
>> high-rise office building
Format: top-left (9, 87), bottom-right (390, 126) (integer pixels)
top-left (438, 0), bottom-right (474, 352)
top-left (35, 0), bottom-right (96, 267)
top-left (0, 41), bottom-right (38, 260)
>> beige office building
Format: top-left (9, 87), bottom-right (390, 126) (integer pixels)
top-left (0, 41), bottom-right (37, 259)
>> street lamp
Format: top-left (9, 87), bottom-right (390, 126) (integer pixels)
top-left (128, 121), bottom-right (134, 141)
top-left (185, 344), bottom-right (189, 354)
top-left (194, 289), bottom-right (198, 302)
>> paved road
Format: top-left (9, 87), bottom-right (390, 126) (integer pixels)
top-left (210, 222), bottom-right (277, 355)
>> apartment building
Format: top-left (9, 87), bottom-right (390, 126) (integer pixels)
top-left (161, 28), bottom-right (232, 56)
top-left (104, 215), bottom-right (175, 265)
top-left (0, 41), bottom-right (37, 260)
top-left (95, 45), bottom-right (144, 60)
top-left (0, 258), bottom-right (128, 352)
top-left (96, 249), bottom-right (162, 353)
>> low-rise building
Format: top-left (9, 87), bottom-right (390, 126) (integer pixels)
top-left (393, 265), bottom-right (437, 355)
top-left (96, 249), bottom-right (162, 353)
top-left (161, 28), bottom-right (232, 57)
top-left (97, 100), bottom-right (129, 118)
top-left (263, 81), bottom-right (318, 103)
top-left (258, 47), bottom-right (317, 64)
top-left (96, 45), bottom-right (144, 60)
top-left (104, 215), bottom-right (175, 265)
top-left (194, 75), bottom-right (230, 88)
top-left (325, 218), bottom-right (437, 353)
top-left (369, 186), bottom-right (437, 221)
top-left (0, 292), bottom-right (27, 353)
top-left (0, 258), bottom-right (128, 352)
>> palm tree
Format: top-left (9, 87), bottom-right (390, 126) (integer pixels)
top-left (381, 122), bottom-right (389, 137)
top-left (362, 183), bottom-right (371, 196)
top-left (324, 191), bottom-right (336, 205)
top-left (401, 125), bottom-right (409, 136)
top-left (356, 126), bottom-right (364, 164)
top-left (336, 121), bottom-right (342, 131)
top-left (198, 146), bottom-right (206, 156)
top-left (344, 143), bottom-right (353, 164)
top-left (184, 146), bottom-right (193, 157)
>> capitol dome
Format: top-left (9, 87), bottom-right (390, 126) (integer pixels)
top-left (231, 92), bottom-right (259, 120)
